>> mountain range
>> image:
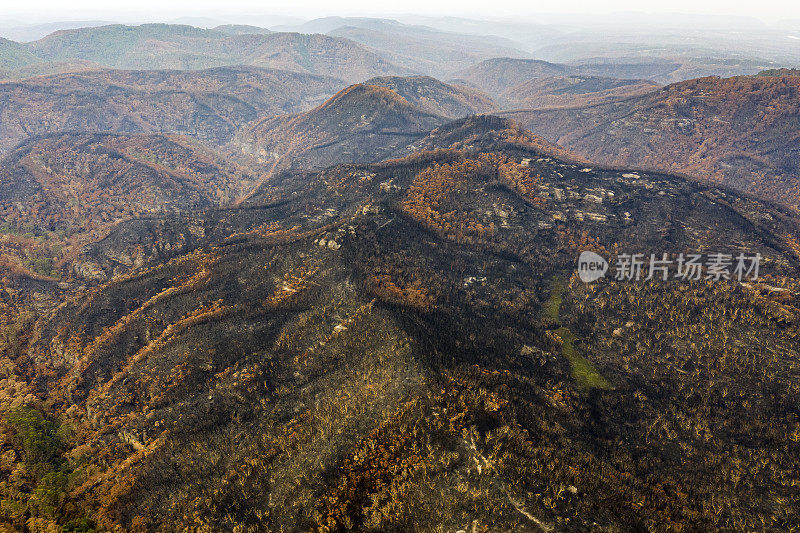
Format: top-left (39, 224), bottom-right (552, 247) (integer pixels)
top-left (1, 24), bottom-right (411, 82)
top-left (0, 17), bottom-right (799, 533)
top-left (0, 66), bottom-right (345, 154)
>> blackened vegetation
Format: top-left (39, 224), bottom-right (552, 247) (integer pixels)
top-left (0, 119), bottom-right (799, 531)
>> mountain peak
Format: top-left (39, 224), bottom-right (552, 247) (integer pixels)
top-left (363, 75), bottom-right (499, 118)
top-left (319, 83), bottom-right (419, 112)
top-left (285, 83), bottom-right (446, 136)
top-left (237, 83), bottom-right (446, 175)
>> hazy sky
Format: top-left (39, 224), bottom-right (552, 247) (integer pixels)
top-left (1, 0), bottom-right (799, 24)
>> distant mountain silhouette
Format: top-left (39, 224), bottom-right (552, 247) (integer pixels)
top-left (8, 24), bottom-right (412, 82)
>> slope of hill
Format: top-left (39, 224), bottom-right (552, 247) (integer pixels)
top-left (0, 66), bottom-right (346, 154)
top-left (0, 20), bottom-right (113, 42)
top-left (454, 56), bottom-right (769, 103)
top-left (0, 133), bottom-right (257, 278)
top-left (276, 16), bottom-right (530, 69)
top-left (0, 37), bottom-right (40, 70)
top-left (0, 59), bottom-right (104, 80)
top-left (363, 75), bottom-right (498, 118)
top-left (4, 119), bottom-right (799, 532)
top-left (535, 40), bottom-right (775, 83)
top-left (406, 115), bottom-right (582, 163)
top-left (394, 15), bottom-right (565, 50)
top-left (566, 57), bottom-right (706, 83)
top-left (236, 31), bottom-right (414, 81)
top-left (17, 24), bottom-right (411, 82)
top-left (212, 24), bottom-right (273, 35)
top-left (501, 75), bottom-right (660, 109)
top-left (452, 57), bottom-right (571, 95)
top-left (504, 74), bottom-right (800, 209)
top-left (452, 59), bottom-right (661, 108)
top-left (236, 84), bottom-right (446, 174)
top-left (28, 23), bottom-right (223, 66)
top-left (757, 67), bottom-right (800, 77)
top-left (0, 132), bottom-right (257, 231)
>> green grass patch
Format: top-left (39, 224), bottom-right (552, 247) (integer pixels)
top-left (554, 326), bottom-right (612, 390)
top-left (546, 278), bottom-right (612, 390)
top-left (544, 277), bottom-right (565, 322)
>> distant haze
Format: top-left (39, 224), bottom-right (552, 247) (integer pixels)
top-left (1, 0), bottom-right (800, 26)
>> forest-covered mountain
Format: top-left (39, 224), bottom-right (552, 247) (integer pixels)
top-left (451, 58), bottom-right (661, 108)
top-left (1, 24), bottom-right (413, 82)
top-left (0, 132), bottom-right (257, 280)
top-left (273, 17), bottom-right (531, 75)
top-left (363, 76), bottom-right (499, 118)
top-left (0, 20), bottom-right (530, 83)
top-left (0, 66), bottom-right (346, 153)
top-left (505, 74), bottom-right (800, 209)
top-left (501, 75), bottom-right (659, 109)
top-left (452, 58), bottom-right (572, 95)
top-left (236, 84), bottom-right (447, 175)
top-left (0, 38), bottom-right (39, 70)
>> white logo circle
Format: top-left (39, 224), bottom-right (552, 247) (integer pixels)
top-left (578, 251), bottom-right (608, 283)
